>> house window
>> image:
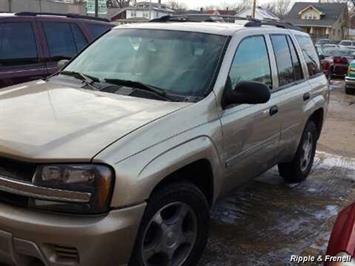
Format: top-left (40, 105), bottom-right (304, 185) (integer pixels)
top-left (143, 11), bottom-right (150, 18)
top-left (131, 10), bottom-right (136, 17)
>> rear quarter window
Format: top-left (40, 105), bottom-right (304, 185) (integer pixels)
top-left (295, 35), bottom-right (321, 77)
top-left (87, 23), bottom-right (111, 39)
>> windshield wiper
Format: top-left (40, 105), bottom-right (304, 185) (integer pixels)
top-left (61, 71), bottom-right (100, 90)
top-left (104, 78), bottom-right (173, 101)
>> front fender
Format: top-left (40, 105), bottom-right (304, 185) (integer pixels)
top-left (109, 136), bottom-right (223, 208)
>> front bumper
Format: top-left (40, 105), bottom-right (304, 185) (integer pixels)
top-left (0, 202), bottom-right (146, 266)
top-left (345, 76), bottom-right (355, 88)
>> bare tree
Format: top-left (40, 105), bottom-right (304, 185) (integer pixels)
top-left (107, 0), bottom-right (131, 8)
top-left (165, 0), bottom-right (187, 11)
top-left (264, 0), bottom-right (291, 18)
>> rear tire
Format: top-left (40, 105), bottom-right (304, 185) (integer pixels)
top-left (278, 121), bottom-right (318, 183)
top-left (345, 87), bottom-right (354, 95)
top-left (129, 182), bottom-right (209, 266)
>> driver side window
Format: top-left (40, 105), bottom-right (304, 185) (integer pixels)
top-left (227, 35), bottom-right (272, 90)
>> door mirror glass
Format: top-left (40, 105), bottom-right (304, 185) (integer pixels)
top-left (224, 81), bottom-right (271, 106)
top-left (57, 59), bottom-right (69, 70)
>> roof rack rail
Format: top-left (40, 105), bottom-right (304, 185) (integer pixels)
top-left (151, 14), bottom-right (301, 31)
top-left (150, 14), bottom-right (224, 23)
top-left (244, 18), bottom-right (301, 30)
top-left (15, 12), bottom-right (110, 22)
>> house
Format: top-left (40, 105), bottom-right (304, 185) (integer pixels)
top-left (206, 9), bottom-right (236, 23)
top-left (349, 13), bottom-right (355, 40)
top-left (236, 6), bottom-right (279, 21)
top-left (109, 7), bottom-right (127, 21)
top-left (206, 9), bottom-right (236, 17)
top-left (0, 0), bottom-right (85, 14)
top-left (284, 2), bottom-right (348, 41)
top-left (111, 1), bottom-right (173, 22)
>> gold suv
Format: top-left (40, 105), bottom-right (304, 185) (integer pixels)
top-left (0, 17), bottom-right (329, 266)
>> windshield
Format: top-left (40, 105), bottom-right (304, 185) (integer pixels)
top-left (64, 29), bottom-right (227, 98)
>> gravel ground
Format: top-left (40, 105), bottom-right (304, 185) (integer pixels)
top-left (200, 81), bottom-right (355, 266)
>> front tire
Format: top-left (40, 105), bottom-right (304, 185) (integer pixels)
top-left (278, 121), bottom-right (318, 183)
top-left (345, 87), bottom-right (354, 95)
top-left (129, 182), bottom-right (209, 266)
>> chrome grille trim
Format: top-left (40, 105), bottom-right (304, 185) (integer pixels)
top-left (0, 175), bottom-right (91, 203)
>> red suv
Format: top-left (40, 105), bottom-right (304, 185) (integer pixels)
top-left (326, 202), bottom-right (355, 266)
top-left (0, 12), bottom-right (113, 88)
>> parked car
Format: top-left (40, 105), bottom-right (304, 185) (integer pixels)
top-left (326, 202), bottom-right (355, 266)
top-left (0, 12), bottom-right (113, 88)
top-left (0, 17), bottom-right (329, 266)
top-left (318, 47), bottom-right (355, 79)
top-left (339, 40), bottom-right (355, 49)
top-left (345, 60), bottom-right (355, 95)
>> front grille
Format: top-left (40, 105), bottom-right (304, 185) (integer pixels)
top-left (0, 190), bottom-right (29, 208)
top-left (0, 157), bottom-right (36, 181)
top-left (0, 157), bottom-right (37, 208)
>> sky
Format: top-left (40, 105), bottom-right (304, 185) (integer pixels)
top-left (168, 0), bottom-right (319, 9)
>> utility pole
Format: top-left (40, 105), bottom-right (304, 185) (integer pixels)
top-left (95, 0), bottom-right (99, 17)
top-left (149, 0), bottom-right (152, 20)
top-left (8, 0), bottom-right (11, 12)
top-left (252, 0), bottom-right (256, 19)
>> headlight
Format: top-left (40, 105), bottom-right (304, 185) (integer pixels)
top-left (32, 164), bottom-right (114, 214)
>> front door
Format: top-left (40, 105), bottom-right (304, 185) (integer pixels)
top-left (220, 34), bottom-right (281, 190)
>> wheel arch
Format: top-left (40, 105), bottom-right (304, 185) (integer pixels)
top-left (149, 159), bottom-right (215, 207)
top-left (308, 108), bottom-right (324, 139)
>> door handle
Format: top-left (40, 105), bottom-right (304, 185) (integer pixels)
top-left (303, 92), bottom-right (311, 101)
top-left (269, 105), bottom-right (278, 116)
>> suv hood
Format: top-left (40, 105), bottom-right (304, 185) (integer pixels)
top-left (0, 80), bottom-right (190, 161)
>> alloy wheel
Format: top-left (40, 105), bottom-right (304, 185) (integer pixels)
top-left (141, 202), bottom-right (198, 266)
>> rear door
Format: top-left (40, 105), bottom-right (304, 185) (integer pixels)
top-left (40, 21), bottom-right (89, 75)
top-left (268, 33), bottom-right (312, 162)
top-left (0, 19), bottom-right (46, 88)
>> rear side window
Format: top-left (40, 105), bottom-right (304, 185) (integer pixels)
top-left (87, 24), bottom-right (110, 39)
top-left (287, 36), bottom-right (303, 81)
top-left (295, 35), bottom-right (321, 77)
top-left (228, 35), bottom-right (272, 89)
top-left (271, 35), bottom-right (295, 87)
top-left (0, 22), bottom-right (38, 65)
top-left (43, 22), bottom-right (77, 60)
top-left (72, 24), bottom-right (88, 52)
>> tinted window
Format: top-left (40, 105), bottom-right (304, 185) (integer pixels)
top-left (271, 35), bottom-right (294, 86)
top-left (295, 35), bottom-right (321, 77)
top-left (0, 22), bottom-right (38, 65)
top-left (87, 24), bottom-right (110, 39)
top-left (71, 24), bottom-right (88, 52)
top-left (228, 36), bottom-right (272, 89)
top-left (43, 22), bottom-right (77, 60)
top-left (287, 36), bottom-right (303, 81)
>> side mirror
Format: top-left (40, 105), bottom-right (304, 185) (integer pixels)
top-left (57, 59), bottom-right (69, 71)
top-left (319, 54), bottom-right (325, 60)
top-left (223, 81), bottom-right (271, 106)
